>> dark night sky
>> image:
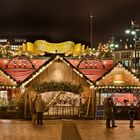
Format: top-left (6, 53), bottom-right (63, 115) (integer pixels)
top-left (0, 0), bottom-right (140, 47)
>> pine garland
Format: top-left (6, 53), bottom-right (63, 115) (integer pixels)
top-left (32, 81), bottom-right (83, 94)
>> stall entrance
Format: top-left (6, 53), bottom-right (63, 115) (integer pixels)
top-left (25, 91), bottom-right (80, 119)
top-left (42, 91), bottom-right (80, 119)
top-left (96, 88), bottom-right (140, 120)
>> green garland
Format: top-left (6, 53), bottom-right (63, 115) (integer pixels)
top-left (32, 81), bottom-right (83, 94)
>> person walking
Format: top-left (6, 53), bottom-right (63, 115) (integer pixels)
top-left (128, 103), bottom-right (135, 128)
top-left (35, 94), bottom-right (45, 125)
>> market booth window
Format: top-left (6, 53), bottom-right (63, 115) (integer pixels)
top-left (0, 91), bottom-right (9, 107)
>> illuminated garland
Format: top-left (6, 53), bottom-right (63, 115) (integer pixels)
top-left (32, 81), bottom-right (83, 94)
top-left (97, 43), bottom-right (113, 59)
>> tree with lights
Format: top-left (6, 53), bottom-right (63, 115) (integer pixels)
top-left (97, 43), bottom-right (113, 59)
top-left (0, 43), bottom-right (14, 58)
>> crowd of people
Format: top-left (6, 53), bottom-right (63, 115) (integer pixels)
top-left (103, 97), bottom-right (138, 129)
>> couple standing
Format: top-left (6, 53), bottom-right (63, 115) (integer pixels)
top-left (32, 94), bottom-right (45, 125)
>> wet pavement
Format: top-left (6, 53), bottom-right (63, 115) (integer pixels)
top-left (0, 119), bottom-right (140, 140)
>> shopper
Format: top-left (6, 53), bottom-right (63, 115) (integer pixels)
top-left (136, 100), bottom-right (140, 119)
top-left (104, 97), bottom-right (113, 128)
top-left (111, 98), bottom-right (117, 127)
top-left (128, 103), bottom-right (135, 128)
top-left (35, 94), bottom-right (45, 125)
top-left (31, 95), bottom-right (37, 124)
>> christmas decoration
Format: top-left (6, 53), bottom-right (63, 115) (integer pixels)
top-left (32, 81), bottom-right (83, 94)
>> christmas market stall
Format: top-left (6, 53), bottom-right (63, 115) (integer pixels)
top-left (0, 55), bottom-right (47, 119)
top-left (96, 62), bottom-right (140, 119)
top-left (21, 55), bottom-right (96, 119)
top-left (0, 67), bottom-right (18, 118)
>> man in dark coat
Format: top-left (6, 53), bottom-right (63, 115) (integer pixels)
top-left (104, 97), bottom-right (113, 128)
top-left (111, 98), bottom-right (117, 127)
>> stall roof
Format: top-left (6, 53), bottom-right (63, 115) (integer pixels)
top-left (0, 56), bottom-right (115, 83)
top-left (0, 67), bottom-right (17, 86)
top-left (96, 62), bottom-right (140, 86)
top-left (68, 59), bottom-right (114, 82)
top-left (0, 58), bottom-right (47, 82)
top-left (20, 55), bottom-right (94, 87)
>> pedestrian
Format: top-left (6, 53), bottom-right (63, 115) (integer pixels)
top-left (31, 95), bottom-right (37, 124)
top-left (104, 97), bottom-right (113, 128)
top-left (111, 98), bottom-right (117, 127)
top-left (128, 103), bottom-right (135, 128)
top-left (35, 94), bottom-right (45, 125)
top-left (136, 100), bottom-right (140, 119)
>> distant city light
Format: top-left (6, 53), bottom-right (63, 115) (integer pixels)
top-left (131, 31), bottom-right (136, 35)
top-left (125, 30), bottom-right (130, 34)
top-left (115, 44), bottom-right (119, 48)
top-left (110, 44), bottom-right (114, 47)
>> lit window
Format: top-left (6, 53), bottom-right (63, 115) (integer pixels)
top-left (129, 61), bottom-right (131, 66)
top-left (14, 39), bottom-right (26, 43)
top-left (133, 52), bottom-right (135, 57)
top-left (0, 39), bottom-right (7, 42)
top-left (136, 51), bottom-right (138, 57)
top-left (124, 61), bottom-right (128, 66)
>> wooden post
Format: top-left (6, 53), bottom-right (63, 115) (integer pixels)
top-left (24, 91), bottom-right (27, 118)
top-left (86, 89), bottom-right (91, 116)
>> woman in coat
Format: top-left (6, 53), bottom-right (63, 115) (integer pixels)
top-left (35, 94), bottom-right (45, 125)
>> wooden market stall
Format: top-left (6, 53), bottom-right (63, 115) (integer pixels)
top-left (96, 62), bottom-right (140, 120)
top-left (21, 55), bottom-right (96, 119)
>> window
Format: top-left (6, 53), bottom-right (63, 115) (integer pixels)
top-left (129, 60), bottom-right (131, 67)
top-left (0, 39), bottom-right (7, 42)
top-left (124, 61), bottom-right (128, 67)
top-left (14, 39), bottom-right (26, 43)
top-left (0, 91), bottom-right (9, 107)
top-left (11, 45), bottom-right (21, 50)
top-left (133, 52), bottom-right (135, 58)
top-left (115, 53), bottom-right (120, 59)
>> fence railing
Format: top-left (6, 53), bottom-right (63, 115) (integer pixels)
top-left (44, 106), bottom-right (79, 118)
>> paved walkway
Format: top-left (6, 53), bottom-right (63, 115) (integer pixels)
top-left (0, 119), bottom-right (140, 140)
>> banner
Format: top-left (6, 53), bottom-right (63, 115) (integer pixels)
top-left (19, 40), bottom-right (86, 57)
top-left (34, 40), bottom-right (75, 54)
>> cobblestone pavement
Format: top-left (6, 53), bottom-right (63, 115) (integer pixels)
top-left (0, 119), bottom-right (140, 140)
